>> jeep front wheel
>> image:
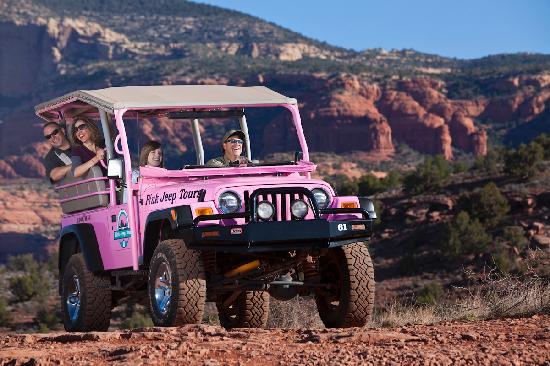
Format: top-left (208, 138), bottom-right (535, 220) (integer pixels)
top-left (216, 291), bottom-right (269, 328)
top-left (315, 243), bottom-right (374, 328)
top-left (148, 239), bottom-right (206, 326)
top-left (61, 253), bottom-right (112, 332)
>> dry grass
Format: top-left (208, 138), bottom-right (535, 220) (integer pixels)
top-left (268, 296), bottom-right (323, 329)
top-left (373, 271), bottom-right (550, 328)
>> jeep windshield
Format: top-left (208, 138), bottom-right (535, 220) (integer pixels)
top-left (125, 106), bottom-right (304, 172)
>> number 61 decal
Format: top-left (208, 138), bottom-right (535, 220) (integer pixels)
top-left (337, 223), bottom-right (348, 231)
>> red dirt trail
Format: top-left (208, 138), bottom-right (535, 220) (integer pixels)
top-left (1, 315), bottom-right (549, 365)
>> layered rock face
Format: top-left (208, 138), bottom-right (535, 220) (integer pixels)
top-left (1, 5), bottom-right (549, 177)
top-left (263, 74), bottom-right (493, 160)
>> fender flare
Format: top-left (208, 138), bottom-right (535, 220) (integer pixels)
top-left (142, 205), bottom-right (194, 266)
top-left (59, 223), bottom-right (104, 273)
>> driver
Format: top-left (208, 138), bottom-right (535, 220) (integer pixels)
top-left (206, 130), bottom-right (250, 167)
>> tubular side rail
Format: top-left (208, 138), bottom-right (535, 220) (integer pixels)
top-left (58, 190), bottom-right (111, 204)
top-left (55, 166), bottom-right (110, 214)
top-left (54, 176), bottom-right (109, 190)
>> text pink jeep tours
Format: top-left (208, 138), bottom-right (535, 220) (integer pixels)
top-left (35, 85), bottom-right (376, 331)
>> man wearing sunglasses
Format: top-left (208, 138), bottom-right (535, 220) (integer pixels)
top-left (207, 129), bottom-right (250, 167)
top-left (42, 122), bottom-right (72, 183)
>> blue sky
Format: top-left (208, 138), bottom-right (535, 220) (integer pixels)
top-left (195, 0), bottom-right (550, 59)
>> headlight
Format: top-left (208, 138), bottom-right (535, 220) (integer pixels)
top-left (312, 188), bottom-right (330, 209)
top-left (257, 201), bottom-right (275, 221)
top-left (291, 199), bottom-right (308, 219)
top-left (218, 191), bottom-right (241, 214)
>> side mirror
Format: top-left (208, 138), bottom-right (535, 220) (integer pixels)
top-left (107, 158), bottom-right (123, 179)
top-left (358, 197), bottom-right (377, 219)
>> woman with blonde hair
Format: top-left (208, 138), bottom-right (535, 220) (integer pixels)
top-left (70, 117), bottom-right (106, 177)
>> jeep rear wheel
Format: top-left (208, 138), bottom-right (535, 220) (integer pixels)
top-left (216, 291), bottom-right (269, 329)
top-left (148, 239), bottom-right (206, 326)
top-left (315, 243), bottom-right (374, 328)
top-left (61, 253), bottom-right (111, 332)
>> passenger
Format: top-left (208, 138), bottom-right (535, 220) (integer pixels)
top-left (42, 122), bottom-right (72, 183)
top-left (139, 141), bottom-right (164, 168)
top-left (206, 130), bottom-right (250, 167)
top-left (70, 118), bottom-right (107, 177)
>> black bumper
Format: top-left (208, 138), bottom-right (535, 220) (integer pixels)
top-left (185, 218), bottom-right (373, 253)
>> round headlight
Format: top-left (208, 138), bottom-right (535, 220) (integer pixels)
top-left (312, 188), bottom-right (330, 209)
top-left (218, 191), bottom-right (241, 214)
top-left (257, 201), bottom-right (275, 221)
top-left (291, 199), bottom-right (308, 219)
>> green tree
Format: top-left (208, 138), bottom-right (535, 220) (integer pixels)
top-left (442, 211), bottom-right (492, 258)
top-left (403, 155), bottom-right (451, 195)
top-left (504, 142), bottom-right (544, 179)
top-left (458, 182), bottom-right (510, 228)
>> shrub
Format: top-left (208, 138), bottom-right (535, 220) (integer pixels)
top-left (9, 271), bottom-right (50, 303)
top-left (492, 244), bottom-right (514, 274)
top-left (452, 161), bottom-right (468, 174)
top-left (499, 226), bottom-right (528, 250)
top-left (416, 283), bottom-right (445, 305)
top-left (403, 155), bottom-right (451, 195)
top-left (357, 174), bottom-right (384, 196)
top-left (458, 182), bottom-right (510, 228)
top-left (442, 211), bottom-right (492, 258)
top-left (36, 306), bottom-right (60, 332)
top-left (120, 304), bottom-right (153, 329)
top-left (533, 133), bottom-right (550, 159)
top-left (7, 254), bottom-right (40, 273)
top-left (357, 170), bottom-right (402, 196)
top-left (504, 142), bottom-right (544, 179)
top-left (472, 148), bottom-right (504, 175)
top-left (325, 174), bottom-right (358, 196)
top-left (0, 296), bottom-right (11, 327)
top-left (9, 275), bottom-right (37, 302)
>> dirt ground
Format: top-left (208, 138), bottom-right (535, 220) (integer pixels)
top-left (1, 314), bottom-right (548, 365)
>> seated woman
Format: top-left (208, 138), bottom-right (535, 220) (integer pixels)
top-left (206, 130), bottom-right (250, 167)
top-left (139, 140), bottom-right (164, 168)
top-left (71, 118), bottom-right (107, 177)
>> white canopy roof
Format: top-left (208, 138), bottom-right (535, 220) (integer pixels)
top-left (35, 85), bottom-right (297, 121)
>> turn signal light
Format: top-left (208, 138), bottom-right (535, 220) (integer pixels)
top-left (195, 207), bottom-right (214, 216)
top-left (341, 202), bottom-right (359, 208)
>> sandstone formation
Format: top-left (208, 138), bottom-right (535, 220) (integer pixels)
top-left (0, 1), bottom-right (549, 178)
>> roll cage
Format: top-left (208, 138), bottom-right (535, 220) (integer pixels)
top-left (35, 85), bottom-right (312, 270)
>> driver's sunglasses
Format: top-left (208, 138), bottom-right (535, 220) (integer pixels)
top-left (44, 128), bottom-right (60, 140)
top-left (225, 139), bottom-right (243, 145)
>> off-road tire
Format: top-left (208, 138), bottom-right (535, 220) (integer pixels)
top-left (148, 239), bottom-right (206, 326)
top-left (61, 253), bottom-right (111, 332)
top-left (216, 291), bottom-right (269, 328)
top-left (315, 242), bottom-right (374, 328)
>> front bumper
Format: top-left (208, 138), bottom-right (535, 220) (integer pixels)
top-left (185, 211), bottom-right (373, 253)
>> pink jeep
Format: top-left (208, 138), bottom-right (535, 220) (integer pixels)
top-left (35, 85), bottom-right (376, 331)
